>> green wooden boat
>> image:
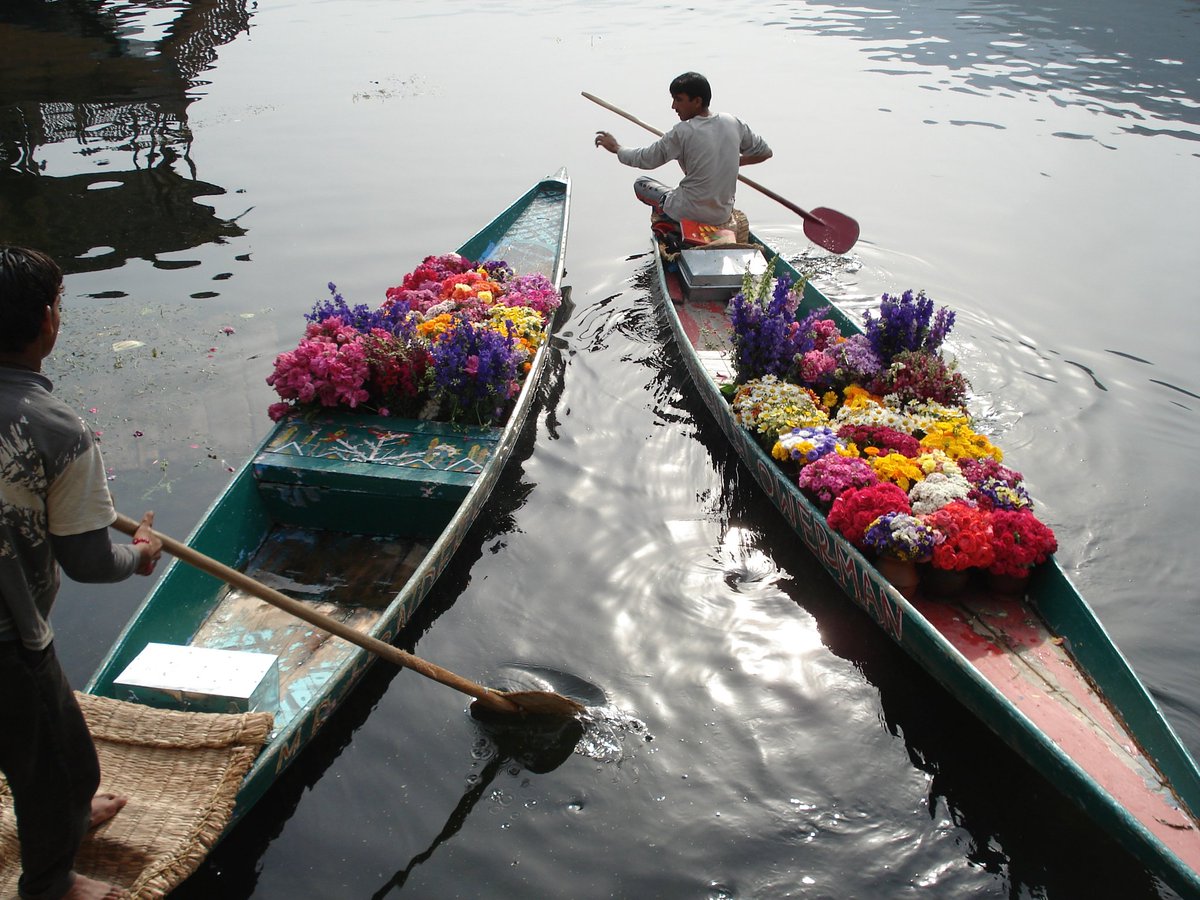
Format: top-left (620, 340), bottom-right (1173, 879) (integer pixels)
top-left (653, 235), bottom-right (1200, 896)
top-left (85, 168), bottom-right (571, 831)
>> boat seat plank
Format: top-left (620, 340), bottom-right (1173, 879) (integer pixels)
top-left (252, 414), bottom-right (501, 537)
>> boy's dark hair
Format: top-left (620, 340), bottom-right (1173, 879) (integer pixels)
top-left (670, 72), bottom-right (711, 107)
top-left (0, 247), bottom-right (63, 353)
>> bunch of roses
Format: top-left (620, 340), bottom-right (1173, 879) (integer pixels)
top-left (922, 501), bottom-right (996, 571)
top-left (267, 318), bottom-right (371, 420)
top-left (863, 511), bottom-right (937, 562)
top-left (797, 454), bottom-right (878, 507)
top-left (908, 470), bottom-right (973, 515)
top-left (988, 509), bottom-right (1058, 576)
top-left (828, 482), bottom-right (912, 549)
top-left (836, 424), bottom-right (921, 459)
top-left (732, 375), bottom-right (828, 439)
top-left (771, 425), bottom-right (842, 466)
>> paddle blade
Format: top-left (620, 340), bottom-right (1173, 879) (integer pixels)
top-left (804, 207), bottom-right (860, 254)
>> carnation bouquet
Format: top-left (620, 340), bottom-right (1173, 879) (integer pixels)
top-left (988, 509), bottom-right (1058, 577)
top-left (827, 482), bottom-right (912, 549)
top-left (267, 254), bottom-right (560, 425)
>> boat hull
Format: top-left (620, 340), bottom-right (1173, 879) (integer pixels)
top-left (651, 236), bottom-right (1200, 896)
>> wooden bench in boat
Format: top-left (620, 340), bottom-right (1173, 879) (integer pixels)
top-left (252, 412), bottom-right (501, 538)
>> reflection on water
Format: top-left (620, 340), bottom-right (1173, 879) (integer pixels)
top-left (0, 0), bottom-right (252, 271)
top-left (773, 0), bottom-right (1200, 139)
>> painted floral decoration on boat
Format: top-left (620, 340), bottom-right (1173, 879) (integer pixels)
top-left (267, 254), bottom-right (560, 425)
top-left (724, 263), bottom-right (1058, 590)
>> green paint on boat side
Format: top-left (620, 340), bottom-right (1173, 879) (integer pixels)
top-left (654, 232), bottom-right (1200, 896)
top-left (84, 170), bottom-right (572, 840)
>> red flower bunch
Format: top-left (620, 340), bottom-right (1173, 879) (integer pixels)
top-left (988, 509), bottom-right (1058, 577)
top-left (828, 482), bottom-right (911, 549)
top-left (922, 501), bottom-right (995, 571)
top-left (836, 424), bottom-right (921, 458)
top-left (363, 329), bottom-right (429, 417)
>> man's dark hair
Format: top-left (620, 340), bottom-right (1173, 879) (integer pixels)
top-left (670, 72), bottom-right (711, 107)
top-left (0, 247), bottom-right (63, 353)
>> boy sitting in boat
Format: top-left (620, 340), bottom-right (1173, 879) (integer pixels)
top-left (593, 71), bottom-right (772, 251)
top-left (0, 246), bottom-right (162, 900)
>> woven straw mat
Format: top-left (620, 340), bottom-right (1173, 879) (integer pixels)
top-left (1, 693), bottom-right (272, 899)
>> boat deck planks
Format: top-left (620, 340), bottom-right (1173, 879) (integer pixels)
top-left (192, 526), bottom-right (430, 730)
top-left (918, 593), bottom-right (1200, 864)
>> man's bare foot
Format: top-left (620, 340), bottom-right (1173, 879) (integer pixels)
top-left (63, 872), bottom-right (125, 899)
top-left (89, 792), bottom-right (128, 829)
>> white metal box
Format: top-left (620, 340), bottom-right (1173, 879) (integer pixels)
top-left (678, 248), bottom-right (768, 302)
top-left (113, 642), bottom-right (280, 714)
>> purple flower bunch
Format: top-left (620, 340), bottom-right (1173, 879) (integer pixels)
top-left (428, 315), bottom-right (524, 423)
top-left (797, 454), bottom-right (879, 507)
top-left (863, 511), bottom-right (938, 562)
top-left (728, 270), bottom-right (802, 381)
top-left (307, 282), bottom-right (416, 337)
top-left (973, 476), bottom-right (1033, 511)
top-left (862, 289), bottom-right (955, 365)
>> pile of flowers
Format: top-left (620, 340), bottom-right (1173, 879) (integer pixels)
top-left (266, 254), bottom-right (560, 425)
top-left (723, 265), bottom-right (1058, 591)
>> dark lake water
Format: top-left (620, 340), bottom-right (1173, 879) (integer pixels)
top-left (3, 0), bottom-right (1199, 897)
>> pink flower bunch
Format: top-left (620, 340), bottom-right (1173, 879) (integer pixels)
top-left (502, 273), bottom-right (563, 318)
top-left (799, 349), bottom-right (837, 387)
top-left (988, 509), bottom-right (1058, 577)
top-left (266, 318), bottom-right (370, 420)
top-left (827, 482), bottom-right (911, 549)
top-left (798, 454), bottom-right (878, 507)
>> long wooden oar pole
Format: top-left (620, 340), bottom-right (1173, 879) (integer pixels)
top-left (583, 91), bottom-right (860, 254)
top-left (113, 514), bottom-right (584, 718)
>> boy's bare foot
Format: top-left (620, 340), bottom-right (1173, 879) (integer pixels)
top-left (89, 792), bottom-right (128, 828)
top-left (63, 872), bottom-right (125, 899)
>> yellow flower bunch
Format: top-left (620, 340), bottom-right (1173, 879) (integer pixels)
top-left (915, 448), bottom-right (960, 476)
top-left (870, 451), bottom-right (926, 491)
top-left (417, 312), bottom-right (456, 341)
top-left (489, 305), bottom-right (546, 352)
top-left (920, 421), bottom-right (1003, 462)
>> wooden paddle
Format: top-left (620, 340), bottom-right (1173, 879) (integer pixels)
top-left (583, 91), bottom-right (861, 255)
top-left (112, 513), bottom-right (585, 718)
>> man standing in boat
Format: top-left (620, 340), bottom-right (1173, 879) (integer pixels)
top-left (593, 71), bottom-right (772, 242)
top-left (0, 246), bottom-right (162, 900)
